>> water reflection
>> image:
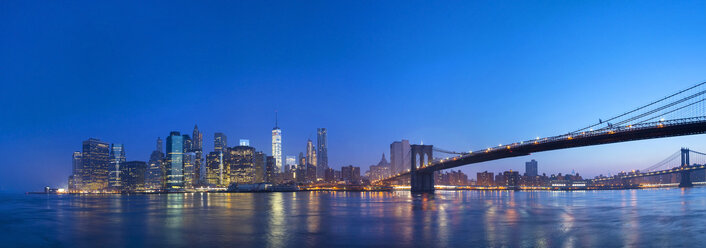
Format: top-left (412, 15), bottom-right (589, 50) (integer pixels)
top-left (3, 188), bottom-right (706, 247)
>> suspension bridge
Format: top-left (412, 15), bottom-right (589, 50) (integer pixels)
top-left (590, 148), bottom-right (706, 187)
top-left (376, 82), bottom-right (706, 192)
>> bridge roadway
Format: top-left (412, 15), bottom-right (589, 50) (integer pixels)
top-left (381, 116), bottom-right (706, 182)
top-left (592, 164), bottom-right (706, 182)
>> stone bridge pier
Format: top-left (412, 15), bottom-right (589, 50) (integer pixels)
top-left (410, 144), bottom-right (434, 193)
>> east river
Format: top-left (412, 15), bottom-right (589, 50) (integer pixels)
top-left (2, 188), bottom-right (706, 247)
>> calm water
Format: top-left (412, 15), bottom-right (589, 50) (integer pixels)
top-left (2, 188), bottom-right (706, 247)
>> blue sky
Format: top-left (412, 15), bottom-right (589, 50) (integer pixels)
top-left (1, 1), bottom-right (705, 191)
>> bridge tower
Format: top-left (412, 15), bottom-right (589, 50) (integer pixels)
top-left (679, 148), bottom-right (693, 187)
top-left (410, 144), bottom-right (434, 193)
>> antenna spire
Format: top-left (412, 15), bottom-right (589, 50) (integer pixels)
top-left (275, 111), bottom-right (279, 129)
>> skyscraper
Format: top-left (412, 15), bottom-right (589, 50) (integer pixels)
top-left (265, 156), bottom-right (275, 183)
top-left (80, 138), bottom-right (110, 192)
top-left (227, 145), bottom-right (255, 184)
top-left (390, 140), bottom-right (411, 174)
top-left (525, 159), bottom-right (538, 177)
top-left (306, 139), bottom-right (317, 182)
top-left (316, 128), bottom-right (328, 179)
top-left (166, 132), bottom-right (184, 190)
top-left (192, 125), bottom-right (203, 186)
top-left (206, 151), bottom-right (226, 187)
top-left (214, 132), bottom-right (227, 153)
top-left (108, 144), bottom-right (126, 190)
top-left (68, 151), bottom-right (82, 192)
top-left (121, 161), bottom-right (147, 192)
top-left (146, 137), bottom-right (166, 190)
top-left (254, 151), bottom-right (265, 183)
top-left (272, 114), bottom-right (282, 173)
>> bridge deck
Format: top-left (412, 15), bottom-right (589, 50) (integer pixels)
top-left (381, 117), bottom-right (706, 182)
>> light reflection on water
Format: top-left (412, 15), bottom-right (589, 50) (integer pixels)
top-left (2, 188), bottom-right (706, 247)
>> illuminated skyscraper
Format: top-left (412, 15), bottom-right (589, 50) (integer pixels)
top-left (227, 145), bottom-right (255, 184)
top-left (206, 151), bottom-right (227, 187)
top-left (166, 132), bottom-right (184, 190)
top-left (272, 113), bottom-right (282, 173)
top-left (265, 155), bottom-right (275, 183)
top-left (108, 144), bottom-right (126, 190)
top-left (192, 125), bottom-right (203, 186)
top-left (80, 138), bottom-right (110, 192)
top-left (306, 139), bottom-right (317, 182)
top-left (214, 132), bottom-right (227, 153)
top-left (316, 128), bottom-right (328, 179)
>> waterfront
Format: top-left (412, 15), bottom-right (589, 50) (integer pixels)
top-left (2, 188), bottom-right (706, 247)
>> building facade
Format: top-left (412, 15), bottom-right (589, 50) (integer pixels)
top-left (390, 140), bottom-right (411, 175)
top-left (316, 128), bottom-right (328, 180)
top-left (166, 132), bottom-right (184, 190)
top-left (80, 138), bottom-right (111, 192)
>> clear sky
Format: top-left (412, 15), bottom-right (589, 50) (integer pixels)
top-left (1, 1), bottom-right (705, 191)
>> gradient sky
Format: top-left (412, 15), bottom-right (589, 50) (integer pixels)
top-left (1, 1), bottom-right (706, 191)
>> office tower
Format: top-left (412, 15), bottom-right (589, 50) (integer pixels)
top-left (183, 152), bottom-right (196, 189)
top-left (272, 114), bottom-right (282, 173)
top-left (68, 151), bottom-right (82, 192)
top-left (146, 137), bottom-right (166, 190)
top-left (192, 125), bottom-right (203, 186)
top-left (503, 170), bottom-right (521, 187)
top-left (206, 151), bottom-right (226, 187)
top-left (341, 165), bottom-right (361, 183)
top-left (316, 128), bottom-right (328, 179)
top-left (214, 132), bottom-right (227, 152)
top-left (254, 151), bottom-right (265, 183)
top-left (306, 139), bottom-right (317, 182)
top-left (265, 156), bottom-right (275, 183)
top-left (390, 140), bottom-right (411, 174)
top-left (525, 159), bottom-right (538, 177)
top-left (166, 132), bottom-right (184, 190)
top-left (108, 144), bottom-right (126, 190)
top-left (296, 152), bottom-right (306, 183)
top-left (80, 138), bottom-right (111, 192)
top-left (368, 153), bottom-right (391, 181)
top-left (121, 161), bottom-right (147, 192)
top-left (227, 145), bottom-right (255, 184)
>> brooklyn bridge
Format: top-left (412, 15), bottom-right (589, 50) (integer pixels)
top-left (376, 82), bottom-right (706, 192)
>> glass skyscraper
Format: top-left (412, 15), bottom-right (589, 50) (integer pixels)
top-left (80, 138), bottom-right (110, 192)
top-left (316, 128), bottom-right (328, 179)
top-left (166, 132), bottom-right (184, 190)
top-left (214, 132), bottom-right (227, 153)
top-left (108, 144), bottom-right (126, 190)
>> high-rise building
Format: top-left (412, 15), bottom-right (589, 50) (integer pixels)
top-left (227, 145), bottom-right (255, 184)
top-left (121, 161), bottom-right (147, 192)
top-left (341, 165), bottom-right (361, 183)
top-left (265, 155), bottom-right (275, 183)
top-left (368, 153), bottom-right (391, 181)
top-left (525, 159), bottom-right (538, 177)
top-left (316, 128), bottom-right (328, 179)
top-left (146, 137), bottom-right (166, 190)
top-left (272, 114), bottom-right (282, 173)
top-left (390, 140), bottom-right (411, 175)
top-left (108, 144), bottom-right (126, 190)
top-left (68, 151), bottom-right (83, 192)
top-left (192, 125), bottom-right (203, 186)
top-left (206, 151), bottom-right (226, 187)
top-left (254, 151), bottom-right (265, 183)
top-left (214, 132), bottom-right (227, 153)
top-left (80, 138), bottom-right (111, 192)
top-left (306, 139), bottom-right (317, 182)
top-left (183, 152), bottom-right (196, 189)
top-left (166, 132), bottom-right (184, 190)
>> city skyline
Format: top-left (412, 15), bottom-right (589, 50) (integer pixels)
top-left (2, 1), bottom-right (706, 191)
